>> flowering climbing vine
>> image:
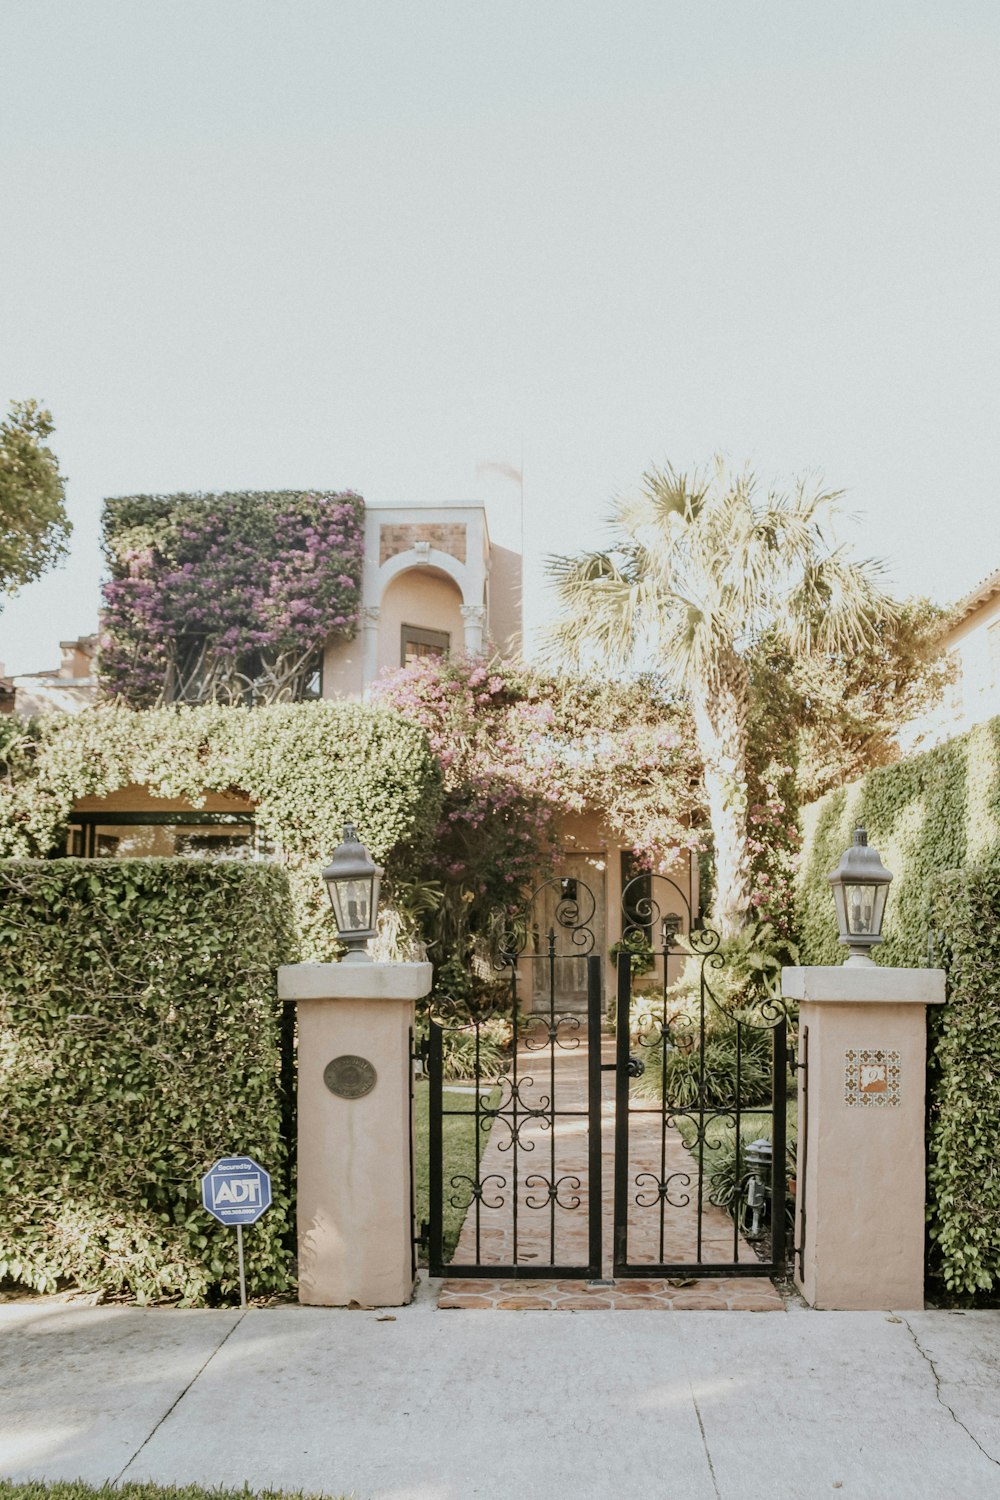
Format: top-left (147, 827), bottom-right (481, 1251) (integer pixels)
top-left (99, 490), bottom-right (364, 707)
top-left (377, 655), bottom-right (703, 967)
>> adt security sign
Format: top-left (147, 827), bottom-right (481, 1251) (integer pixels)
top-left (201, 1156), bottom-right (272, 1226)
top-left (202, 1156), bottom-right (272, 1309)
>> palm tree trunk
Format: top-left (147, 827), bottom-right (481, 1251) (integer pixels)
top-left (691, 663), bottom-right (752, 940)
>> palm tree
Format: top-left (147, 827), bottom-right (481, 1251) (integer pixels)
top-left (545, 460), bottom-right (893, 938)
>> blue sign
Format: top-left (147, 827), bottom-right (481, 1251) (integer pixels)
top-left (201, 1156), bottom-right (272, 1226)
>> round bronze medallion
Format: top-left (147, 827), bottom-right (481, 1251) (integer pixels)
top-left (324, 1054), bottom-right (377, 1100)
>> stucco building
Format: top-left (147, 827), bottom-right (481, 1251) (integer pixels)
top-left (899, 566), bottom-right (1000, 753)
top-left (7, 636), bottom-right (99, 718)
top-left (324, 503), bottom-right (521, 696)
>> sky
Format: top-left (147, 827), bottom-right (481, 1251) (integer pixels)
top-left (1, 0), bottom-right (999, 674)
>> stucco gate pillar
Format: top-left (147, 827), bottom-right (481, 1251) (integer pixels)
top-left (782, 963), bottom-right (945, 1311)
top-left (278, 960), bottom-right (433, 1307)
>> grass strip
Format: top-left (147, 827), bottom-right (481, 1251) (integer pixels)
top-left (412, 1077), bottom-right (500, 1263)
top-left (0, 1485), bottom-right (349, 1500)
top-left (673, 1100), bottom-right (798, 1166)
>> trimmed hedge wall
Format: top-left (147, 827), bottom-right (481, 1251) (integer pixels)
top-left (796, 715), bottom-right (1000, 967)
top-left (928, 864), bottom-right (1000, 1293)
top-left (797, 714), bottom-right (1000, 1295)
top-left (0, 859), bottom-right (298, 1304)
top-left (0, 701), bottom-right (443, 961)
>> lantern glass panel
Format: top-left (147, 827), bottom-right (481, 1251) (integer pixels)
top-left (872, 884), bottom-right (888, 935)
top-left (330, 876), bottom-right (374, 934)
top-left (832, 882), bottom-right (847, 936)
top-left (845, 882), bottom-right (879, 936)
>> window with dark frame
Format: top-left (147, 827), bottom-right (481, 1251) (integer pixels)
top-left (66, 811), bottom-right (259, 860)
top-left (301, 648), bottom-right (323, 700)
top-left (621, 850), bottom-right (653, 939)
top-left (401, 624), bottom-right (450, 666)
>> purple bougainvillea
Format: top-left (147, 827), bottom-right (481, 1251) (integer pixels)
top-left (99, 490), bottom-right (364, 706)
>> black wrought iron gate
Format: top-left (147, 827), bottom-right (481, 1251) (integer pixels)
top-left (612, 872), bottom-right (788, 1279)
top-left (425, 871), bottom-right (788, 1282)
top-left (427, 877), bottom-right (603, 1279)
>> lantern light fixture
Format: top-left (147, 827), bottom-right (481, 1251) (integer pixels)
top-left (322, 822), bottom-right (383, 963)
top-left (827, 826), bottom-right (893, 966)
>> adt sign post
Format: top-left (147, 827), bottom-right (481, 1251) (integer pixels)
top-left (201, 1155), bottom-right (272, 1309)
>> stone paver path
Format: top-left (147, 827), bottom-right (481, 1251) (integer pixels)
top-left (439, 1032), bottom-right (783, 1310)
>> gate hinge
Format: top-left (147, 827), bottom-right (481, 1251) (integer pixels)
top-left (413, 1035), bottom-right (430, 1067)
top-left (414, 1219), bottom-right (430, 1250)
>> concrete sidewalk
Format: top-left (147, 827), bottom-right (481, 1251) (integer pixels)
top-left (3, 1280), bottom-right (1000, 1500)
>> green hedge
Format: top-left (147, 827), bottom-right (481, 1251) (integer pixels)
top-left (927, 863), bottom-right (1000, 1294)
top-left (797, 714), bottom-right (1000, 1295)
top-left (0, 859), bottom-right (298, 1304)
top-left (0, 701), bottom-right (443, 960)
top-left (796, 715), bottom-right (1000, 967)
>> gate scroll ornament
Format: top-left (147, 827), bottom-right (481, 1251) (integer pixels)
top-left (613, 872), bottom-right (789, 1279)
top-left (426, 876), bottom-right (603, 1279)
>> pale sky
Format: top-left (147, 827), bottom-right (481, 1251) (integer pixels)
top-left (2, 1), bottom-right (998, 674)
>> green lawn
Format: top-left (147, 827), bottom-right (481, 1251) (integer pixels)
top-left (413, 1077), bottom-right (498, 1264)
top-left (0, 1486), bottom-right (348, 1500)
top-left (673, 1099), bottom-right (798, 1167)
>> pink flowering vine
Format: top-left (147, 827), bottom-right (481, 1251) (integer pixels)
top-left (376, 653), bottom-right (701, 925)
top-left (99, 490), bottom-right (364, 707)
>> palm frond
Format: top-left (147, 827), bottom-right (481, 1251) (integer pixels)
top-left (545, 461), bottom-right (897, 687)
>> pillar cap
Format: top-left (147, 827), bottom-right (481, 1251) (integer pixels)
top-left (279, 961), bottom-right (433, 1003)
top-left (781, 965), bottom-right (945, 1004)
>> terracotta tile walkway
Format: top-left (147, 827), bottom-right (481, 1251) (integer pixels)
top-left (438, 1031), bottom-right (783, 1311)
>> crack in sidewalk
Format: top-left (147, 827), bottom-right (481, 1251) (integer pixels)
top-left (899, 1314), bottom-right (1000, 1471)
top-left (689, 1381), bottom-right (722, 1500)
top-left (111, 1312), bottom-right (246, 1485)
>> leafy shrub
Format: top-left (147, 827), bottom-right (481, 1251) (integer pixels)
top-left (437, 1018), bottom-right (512, 1081)
top-left (0, 859), bottom-right (298, 1304)
top-left (706, 1126), bottom-right (796, 1235)
top-left (609, 932), bottom-right (655, 976)
top-left (0, 701), bottom-right (443, 962)
top-left (927, 863), bottom-right (1000, 1295)
top-left (606, 976), bottom-right (661, 1035)
top-left (796, 714), bottom-right (1000, 968)
top-left (797, 714), bottom-right (1000, 1295)
top-left (637, 1017), bottom-right (773, 1110)
top-left (658, 921), bottom-right (797, 1017)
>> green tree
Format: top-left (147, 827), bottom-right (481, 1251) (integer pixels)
top-left (746, 596), bottom-right (953, 807)
top-left (545, 460), bottom-right (893, 937)
top-left (0, 399), bottom-right (70, 605)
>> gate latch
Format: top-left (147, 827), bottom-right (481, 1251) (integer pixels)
top-left (601, 1056), bottom-right (646, 1078)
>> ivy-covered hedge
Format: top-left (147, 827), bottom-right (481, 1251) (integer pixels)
top-left (927, 863), bottom-right (1000, 1294)
top-left (0, 859), bottom-right (298, 1304)
top-left (796, 714), bottom-right (1000, 1295)
top-left (796, 715), bottom-right (1000, 967)
top-left (0, 701), bottom-right (443, 960)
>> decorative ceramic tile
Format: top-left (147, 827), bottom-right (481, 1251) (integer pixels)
top-left (844, 1048), bottom-right (901, 1107)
